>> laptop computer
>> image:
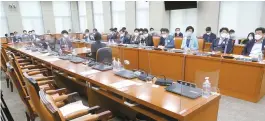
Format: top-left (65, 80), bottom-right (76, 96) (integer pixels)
top-left (114, 70), bottom-right (137, 79)
top-left (92, 64), bottom-right (113, 71)
top-left (165, 83), bottom-right (202, 99)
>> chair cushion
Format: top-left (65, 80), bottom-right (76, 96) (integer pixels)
top-left (59, 100), bottom-right (89, 117)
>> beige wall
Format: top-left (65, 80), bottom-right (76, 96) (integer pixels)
top-left (85, 1), bottom-right (94, 31)
top-left (103, 1), bottom-right (112, 33)
top-left (260, 2), bottom-right (265, 27)
top-left (70, 1), bottom-right (80, 32)
top-left (125, 1), bottom-right (136, 33)
top-left (149, 1), bottom-right (170, 32)
top-left (40, 1), bottom-right (56, 33)
top-left (3, 1), bottom-right (23, 33)
top-left (197, 1), bottom-right (220, 36)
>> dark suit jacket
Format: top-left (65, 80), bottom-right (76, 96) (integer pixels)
top-left (143, 34), bottom-right (153, 46)
top-left (91, 41), bottom-right (106, 60)
top-left (242, 39), bottom-right (265, 56)
top-left (130, 35), bottom-right (141, 44)
top-left (203, 33), bottom-right (217, 43)
top-left (211, 38), bottom-right (234, 54)
top-left (175, 32), bottom-right (183, 38)
top-left (159, 37), bottom-right (165, 46)
top-left (120, 36), bottom-right (130, 44)
top-left (108, 33), bottom-right (118, 40)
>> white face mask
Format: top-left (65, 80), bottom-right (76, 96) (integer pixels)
top-left (221, 33), bottom-right (228, 38)
top-left (255, 34), bottom-right (262, 40)
top-left (176, 31), bottom-right (180, 34)
top-left (162, 34), bottom-right (167, 38)
top-left (248, 36), bottom-right (253, 40)
top-left (63, 34), bottom-right (68, 38)
top-left (134, 33), bottom-right (139, 36)
top-left (23, 32), bottom-right (27, 34)
top-left (85, 33), bottom-right (89, 36)
top-left (120, 34), bottom-right (124, 37)
top-left (206, 32), bottom-right (211, 35)
top-left (186, 32), bottom-right (192, 36)
top-left (144, 33), bottom-right (148, 37)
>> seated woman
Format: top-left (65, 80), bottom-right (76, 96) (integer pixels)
top-left (91, 32), bottom-right (106, 60)
top-left (211, 27), bottom-right (234, 54)
top-left (119, 29), bottom-right (130, 44)
top-left (241, 32), bottom-right (254, 45)
top-left (181, 26), bottom-right (199, 50)
top-left (58, 30), bottom-right (73, 51)
top-left (44, 34), bottom-right (56, 51)
top-left (242, 27), bottom-right (265, 56)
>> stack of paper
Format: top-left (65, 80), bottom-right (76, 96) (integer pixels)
top-left (109, 80), bottom-right (136, 89)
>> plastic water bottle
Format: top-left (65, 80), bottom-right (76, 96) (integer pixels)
top-left (59, 48), bottom-right (63, 56)
top-left (258, 52), bottom-right (263, 62)
top-left (112, 58), bottom-right (117, 72)
top-left (112, 39), bottom-right (115, 44)
top-left (108, 39), bottom-right (111, 45)
top-left (202, 77), bottom-right (211, 98)
top-left (117, 58), bottom-right (122, 71)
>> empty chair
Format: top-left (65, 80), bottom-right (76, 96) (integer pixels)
top-left (96, 47), bottom-right (112, 64)
top-left (39, 89), bottom-right (112, 121)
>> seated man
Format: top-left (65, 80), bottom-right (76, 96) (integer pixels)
top-left (44, 34), bottom-right (56, 51)
top-left (242, 27), bottom-right (265, 56)
top-left (58, 30), bottom-right (73, 51)
top-left (119, 30), bottom-right (130, 44)
top-left (83, 29), bottom-right (93, 42)
top-left (203, 27), bottom-right (216, 43)
top-left (142, 28), bottom-right (153, 46)
top-left (181, 26), bottom-right (199, 50)
top-left (14, 31), bottom-right (21, 42)
top-left (161, 28), bottom-right (174, 48)
top-left (91, 32), bottom-right (106, 60)
top-left (211, 27), bottom-right (234, 54)
top-left (174, 28), bottom-right (183, 38)
top-left (108, 28), bottom-right (118, 40)
top-left (21, 30), bottom-right (30, 42)
top-left (130, 28), bottom-right (141, 44)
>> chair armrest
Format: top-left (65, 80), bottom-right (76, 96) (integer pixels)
top-left (19, 62), bottom-right (32, 66)
top-left (37, 80), bottom-right (54, 86)
top-left (24, 68), bottom-right (47, 73)
top-left (21, 65), bottom-right (38, 69)
top-left (64, 106), bottom-right (101, 120)
top-left (17, 59), bottom-right (31, 63)
top-left (35, 76), bottom-right (54, 81)
top-left (97, 110), bottom-right (112, 120)
top-left (53, 92), bottom-right (79, 102)
top-left (45, 88), bottom-right (67, 95)
top-left (27, 70), bottom-right (47, 76)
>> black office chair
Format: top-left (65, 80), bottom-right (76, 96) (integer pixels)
top-left (1, 90), bottom-right (14, 121)
top-left (96, 47), bottom-right (112, 64)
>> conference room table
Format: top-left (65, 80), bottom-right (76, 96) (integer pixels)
top-left (7, 43), bottom-right (220, 121)
top-left (70, 41), bottom-right (265, 103)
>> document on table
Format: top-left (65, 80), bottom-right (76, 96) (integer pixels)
top-left (80, 70), bottom-right (100, 76)
top-left (109, 80), bottom-right (137, 89)
top-left (44, 58), bottom-right (60, 62)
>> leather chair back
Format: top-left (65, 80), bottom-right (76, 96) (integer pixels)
top-left (96, 47), bottom-right (112, 64)
top-left (174, 37), bottom-right (182, 49)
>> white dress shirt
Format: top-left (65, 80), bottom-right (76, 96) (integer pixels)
top-left (249, 42), bottom-right (262, 57)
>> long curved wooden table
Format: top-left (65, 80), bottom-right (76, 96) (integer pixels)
top-left (71, 41), bottom-right (264, 103)
top-left (8, 43), bottom-right (220, 121)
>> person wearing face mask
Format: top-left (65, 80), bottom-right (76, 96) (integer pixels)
top-left (58, 30), bottom-right (73, 51)
top-left (119, 30), bottom-right (130, 44)
top-left (83, 29), bottom-right (91, 42)
top-left (211, 27), bottom-right (234, 53)
top-left (174, 28), bottom-right (183, 38)
top-left (31, 30), bottom-right (39, 40)
top-left (91, 32), bottom-right (106, 60)
top-left (130, 28), bottom-right (141, 44)
top-left (8, 33), bottom-right (15, 43)
top-left (203, 27), bottom-right (216, 43)
top-left (150, 28), bottom-right (156, 36)
top-left (13, 31), bottom-right (21, 43)
top-left (241, 32), bottom-right (255, 45)
top-left (181, 26), bottom-right (199, 50)
top-left (242, 27), bottom-right (265, 56)
top-left (229, 29), bottom-right (240, 45)
top-left (108, 28), bottom-right (117, 40)
top-left (44, 34), bottom-right (56, 51)
top-left (140, 28), bottom-right (153, 46)
top-left (21, 30), bottom-right (30, 42)
top-left (160, 28), bottom-right (174, 48)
